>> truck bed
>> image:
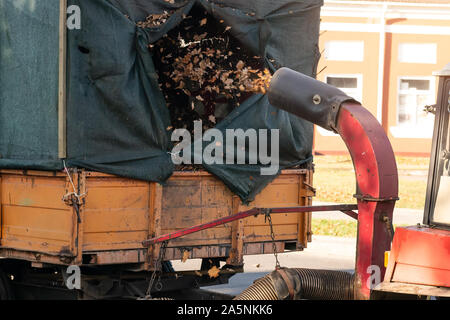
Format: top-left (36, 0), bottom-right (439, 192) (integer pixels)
top-left (0, 168), bottom-right (314, 270)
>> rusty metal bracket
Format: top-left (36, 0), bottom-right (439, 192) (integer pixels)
top-left (303, 181), bottom-right (316, 196)
top-left (276, 268), bottom-right (295, 299)
top-left (353, 194), bottom-right (399, 203)
top-left (341, 210), bottom-right (358, 220)
top-left (380, 214), bottom-right (395, 242)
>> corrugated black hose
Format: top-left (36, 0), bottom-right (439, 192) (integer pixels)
top-left (234, 268), bottom-right (354, 300)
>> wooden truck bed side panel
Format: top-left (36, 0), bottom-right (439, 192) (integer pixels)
top-left (159, 174), bottom-right (234, 247)
top-left (82, 175), bottom-right (150, 252)
top-left (0, 173), bottom-right (76, 256)
top-left (0, 169), bottom-right (313, 266)
top-left (158, 172), bottom-right (306, 245)
top-left (240, 174), bottom-right (302, 242)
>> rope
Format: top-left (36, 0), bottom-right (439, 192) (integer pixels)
top-left (62, 161), bottom-right (86, 223)
top-left (62, 160), bottom-right (86, 202)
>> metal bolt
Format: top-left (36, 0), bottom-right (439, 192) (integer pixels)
top-left (312, 94), bottom-right (321, 105)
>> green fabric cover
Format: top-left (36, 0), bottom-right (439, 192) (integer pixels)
top-left (0, 0), bottom-right (322, 202)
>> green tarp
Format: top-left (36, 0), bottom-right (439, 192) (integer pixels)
top-left (0, 0), bottom-right (322, 202)
top-left (0, 0), bottom-right (61, 170)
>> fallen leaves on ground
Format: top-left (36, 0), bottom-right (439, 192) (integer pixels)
top-left (207, 266), bottom-right (220, 278)
top-left (181, 250), bottom-right (190, 263)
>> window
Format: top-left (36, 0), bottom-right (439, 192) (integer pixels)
top-left (324, 41), bottom-right (364, 62)
top-left (398, 78), bottom-right (434, 127)
top-left (398, 43), bottom-right (437, 64)
top-left (318, 75), bottom-right (362, 136)
top-left (390, 77), bottom-right (435, 138)
top-left (326, 75), bottom-right (362, 102)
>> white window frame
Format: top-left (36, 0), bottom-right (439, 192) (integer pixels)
top-left (318, 74), bottom-right (363, 137)
top-left (398, 43), bottom-right (437, 64)
top-left (324, 40), bottom-right (365, 62)
top-left (390, 76), bottom-right (435, 139)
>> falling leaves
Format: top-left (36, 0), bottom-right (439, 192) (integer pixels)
top-left (207, 266), bottom-right (220, 278)
top-left (151, 8), bottom-right (272, 133)
top-left (169, 46), bottom-right (271, 99)
top-left (236, 60), bottom-right (244, 71)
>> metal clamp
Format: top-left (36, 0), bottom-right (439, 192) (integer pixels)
top-left (353, 194), bottom-right (399, 202)
top-left (276, 268), bottom-right (295, 300)
top-left (380, 214), bottom-right (395, 242)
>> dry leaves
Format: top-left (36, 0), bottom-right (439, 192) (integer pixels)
top-left (151, 8), bottom-right (273, 133)
top-left (181, 250), bottom-right (190, 263)
top-left (169, 47), bottom-right (271, 99)
top-left (137, 11), bottom-right (172, 28)
top-left (207, 266), bottom-right (220, 278)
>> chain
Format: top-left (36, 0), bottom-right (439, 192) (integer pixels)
top-left (265, 213), bottom-right (281, 270)
top-left (144, 241), bottom-right (168, 299)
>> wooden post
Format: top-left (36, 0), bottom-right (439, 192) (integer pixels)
top-left (71, 170), bottom-right (86, 265)
top-left (65, 173), bottom-right (77, 255)
top-left (227, 196), bottom-right (244, 266)
top-left (58, 0), bottom-right (67, 159)
top-left (297, 170), bottom-right (314, 249)
top-left (146, 183), bottom-right (163, 270)
top-left (306, 169), bottom-right (314, 243)
top-left (297, 174), bottom-right (307, 250)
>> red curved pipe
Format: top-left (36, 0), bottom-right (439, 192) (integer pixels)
top-left (337, 103), bottom-right (398, 299)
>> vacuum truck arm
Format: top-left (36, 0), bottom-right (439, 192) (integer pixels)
top-left (269, 67), bottom-right (356, 132)
top-left (268, 68), bottom-right (399, 300)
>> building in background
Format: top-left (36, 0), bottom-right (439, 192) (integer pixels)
top-left (315, 0), bottom-right (450, 156)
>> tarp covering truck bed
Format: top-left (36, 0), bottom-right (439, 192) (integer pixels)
top-left (0, 0), bottom-right (322, 202)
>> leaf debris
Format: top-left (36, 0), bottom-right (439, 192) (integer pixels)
top-left (150, 7), bottom-right (273, 133)
top-left (137, 11), bottom-right (172, 28)
top-left (207, 266), bottom-right (220, 278)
